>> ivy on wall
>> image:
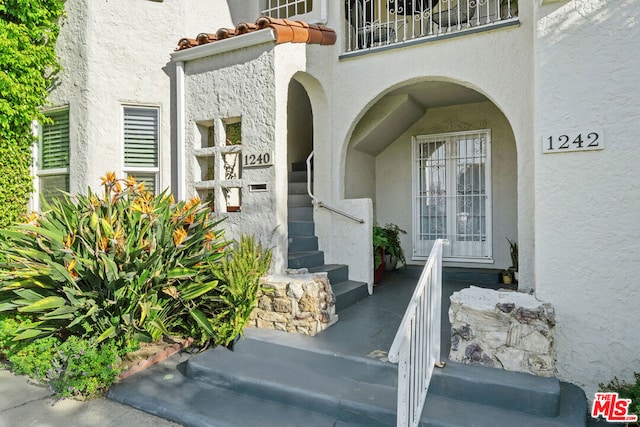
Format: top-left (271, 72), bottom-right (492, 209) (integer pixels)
top-left (0, 0), bottom-right (66, 227)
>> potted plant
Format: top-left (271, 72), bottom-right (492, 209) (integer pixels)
top-left (501, 269), bottom-right (513, 285)
top-left (373, 223), bottom-right (407, 284)
top-left (507, 237), bottom-right (518, 282)
top-left (380, 223), bottom-right (407, 271)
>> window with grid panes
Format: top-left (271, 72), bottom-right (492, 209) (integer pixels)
top-left (261, 0), bottom-right (313, 18)
top-left (38, 110), bottom-right (70, 204)
top-left (194, 119), bottom-right (242, 213)
top-left (123, 107), bottom-right (159, 193)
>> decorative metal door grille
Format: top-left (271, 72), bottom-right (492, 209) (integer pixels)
top-left (412, 130), bottom-right (492, 261)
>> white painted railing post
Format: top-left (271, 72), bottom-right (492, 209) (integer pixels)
top-left (389, 239), bottom-right (448, 427)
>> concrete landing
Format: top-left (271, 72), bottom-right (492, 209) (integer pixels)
top-left (108, 267), bottom-right (589, 426)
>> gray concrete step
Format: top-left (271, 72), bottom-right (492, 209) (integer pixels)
top-left (184, 345), bottom-right (397, 426)
top-left (421, 381), bottom-right (587, 426)
top-left (288, 235), bottom-right (318, 252)
top-left (287, 181), bottom-right (308, 195)
top-left (308, 264), bottom-right (349, 284)
top-left (288, 170), bottom-right (307, 183)
top-left (291, 161), bottom-right (307, 172)
top-left (443, 267), bottom-right (502, 285)
top-left (288, 220), bottom-right (315, 237)
top-left (288, 251), bottom-right (325, 269)
top-left (288, 206), bottom-right (313, 221)
top-left (107, 354), bottom-right (360, 427)
top-left (333, 280), bottom-right (369, 312)
top-left (287, 193), bottom-right (313, 208)
top-left (429, 361), bottom-right (561, 417)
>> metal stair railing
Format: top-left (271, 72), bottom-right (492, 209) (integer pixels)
top-left (388, 238), bottom-right (449, 427)
top-left (306, 152), bottom-right (364, 223)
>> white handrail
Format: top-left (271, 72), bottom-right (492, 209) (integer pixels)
top-left (305, 152), bottom-right (364, 224)
top-left (388, 239), bottom-right (448, 427)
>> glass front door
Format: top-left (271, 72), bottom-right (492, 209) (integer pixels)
top-left (412, 130), bottom-right (492, 261)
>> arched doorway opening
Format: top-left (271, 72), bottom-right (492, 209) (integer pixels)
top-left (344, 79), bottom-right (518, 270)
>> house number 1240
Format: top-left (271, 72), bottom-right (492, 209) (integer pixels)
top-left (543, 131), bottom-right (604, 154)
top-left (243, 152), bottom-right (273, 168)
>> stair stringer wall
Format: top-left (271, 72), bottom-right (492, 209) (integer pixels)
top-left (314, 198), bottom-right (374, 294)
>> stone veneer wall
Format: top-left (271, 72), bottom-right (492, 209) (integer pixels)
top-left (449, 286), bottom-right (556, 377)
top-left (248, 270), bottom-right (338, 336)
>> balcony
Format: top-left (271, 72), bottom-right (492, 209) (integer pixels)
top-left (258, 1), bottom-right (518, 54)
top-left (344, 0), bottom-right (518, 54)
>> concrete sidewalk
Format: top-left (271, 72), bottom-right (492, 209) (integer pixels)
top-left (0, 367), bottom-right (182, 427)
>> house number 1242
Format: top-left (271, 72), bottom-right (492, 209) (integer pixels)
top-left (543, 131), bottom-right (604, 154)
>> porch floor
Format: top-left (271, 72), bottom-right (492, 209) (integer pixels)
top-left (252, 265), bottom-right (504, 362)
top-left (108, 268), bottom-right (588, 426)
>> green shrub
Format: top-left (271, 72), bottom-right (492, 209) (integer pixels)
top-left (46, 336), bottom-right (125, 399)
top-left (0, 172), bottom-right (230, 346)
top-left (0, 0), bottom-right (66, 228)
top-left (0, 313), bottom-right (128, 399)
top-left (210, 235), bottom-right (272, 346)
top-left (600, 373), bottom-right (640, 425)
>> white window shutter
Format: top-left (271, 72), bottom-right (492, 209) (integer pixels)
top-left (124, 107), bottom-right (158, 168)
top-left (41, 111), bottom-right (70, 170)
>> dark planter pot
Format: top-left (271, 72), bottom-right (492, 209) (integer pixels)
top-left (384, 254), bottom-right (398, 272)
top-left (374, 252), bottom-right (385, 284)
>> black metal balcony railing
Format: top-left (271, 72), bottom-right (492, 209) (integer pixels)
top-left (345, 0), bottom-right (518, 52)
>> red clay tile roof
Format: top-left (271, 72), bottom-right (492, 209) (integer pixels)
top-left (176, 16), bottom-right (336, 51)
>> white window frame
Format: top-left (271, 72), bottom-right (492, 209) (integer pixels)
top-left (261, 0), bottom-right (326, 22)
top-left (411, 129), bottom-right (493, 263)
top-left (122, 105), bottom-right (160, 193)
top-left (35, 107), bottom-right (70, 210)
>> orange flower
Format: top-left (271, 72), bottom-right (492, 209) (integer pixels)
top-left (66, 259), bottom-right (78, 280)
top-left (131, 197), bottom-right (153, 215)
top-left (98, 236), bottom-right (109, 252)
top-left (184, 213), bottom-right (195, 225)
top-left (100, 171), bottom-right (117, 187)
top-left (63, 233), bottom-right (76, 249)
top-left (124, 175), bottom-right (137, 188)
top-left (24, 212), bottom-right (39, 225)
top-left (185, 196), bottom-right (201, 210)
top-left (173, 228), bottom-right (188, 246)
top-left (204, 231), bottom-right (216, 242)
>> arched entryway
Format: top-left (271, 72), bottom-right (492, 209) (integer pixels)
top-left (344, 79), bottom-right (518, 270)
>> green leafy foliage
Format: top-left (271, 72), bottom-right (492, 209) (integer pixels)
top-left (600, 373), bottom-right (640, 426)
top-left (46, 336), bottom-right (125, 399)
top-left (373, 223), bottom-right (407, 268)
top-left (0, 172), bottom-right (230, 346)
top-left (210, 235), bottom-right (272, 346)
top-left (0, 0), bottom-right (66, 227)
top-left (0, 312), bottom-right (128, 399)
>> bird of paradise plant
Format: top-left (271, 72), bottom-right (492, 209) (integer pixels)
top-left (0, 172), bottom-right (236, 347)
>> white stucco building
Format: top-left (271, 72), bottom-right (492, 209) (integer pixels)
top-left (38, 0), bottom-right (640, 400)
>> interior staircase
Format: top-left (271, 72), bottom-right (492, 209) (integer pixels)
top-left (287, 161), bottom-right (369, 312)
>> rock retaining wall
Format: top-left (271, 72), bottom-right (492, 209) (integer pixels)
top-left (449, 286), bottom-right (556, 377)
top-left (248, 270), bottom-right (338, 336)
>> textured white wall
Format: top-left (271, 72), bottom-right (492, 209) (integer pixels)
top-left (535, 0), bottom-right (640, 398)
top-left (307, 1), bottom-right (536, 288)
top-left (48, 0), bottom-right (232, 194)
top-left (183, 42), bottom-right (313, 272)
